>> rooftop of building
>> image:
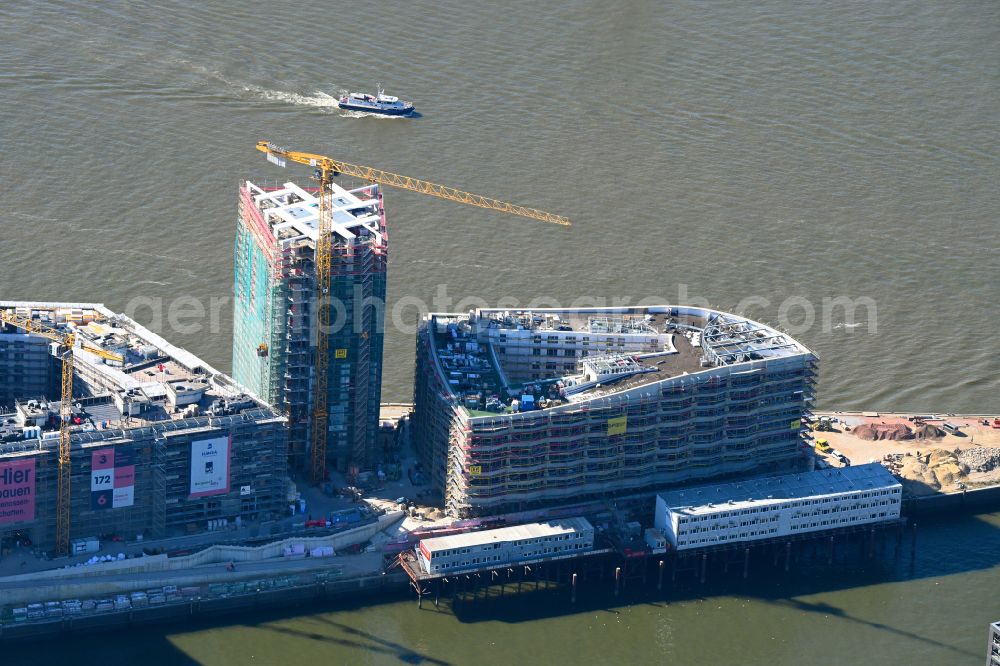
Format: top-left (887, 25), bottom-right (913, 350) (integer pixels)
top-left (425, 305), bottom-right (815, 418)
top-left (658, 463), bottom-right (901, 516)
top-left (242, 180), bottom-right (384, 246)
top-left (419, 517), bottom-right (594, 553)
top-left (0, 301), bottom-right (278, 449)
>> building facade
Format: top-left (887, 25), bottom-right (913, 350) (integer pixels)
top-left (0, 329), bottom-right (58, 408)
top-left (414, 306), bottom-right (818, 517)
top-left (654, 463), bottom-right (902, 551)
top-left (0, 302), bottom-right (288, 552)
top-left (231, 180), bottom-right (387, 473)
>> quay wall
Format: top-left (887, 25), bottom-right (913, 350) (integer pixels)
top-left (0, 512), bottom-right (403, 585)
top-left (905, 485), bottom-right (1000, 516)
top-left (0, 570), bottom-right (409, 643)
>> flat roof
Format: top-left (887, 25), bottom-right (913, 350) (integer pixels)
top-left (573, 333), bottom-right (706, 401)
top-left (425, 306), bottom-right (815, 415)
top-left (0, 300), bottom-right (273, 433)
top-left (420, 517), bottom-right (593, 553)
top-left (243, 180), bottom-right (383, 245)
top-left (659, 463), bottom-right (901, 516)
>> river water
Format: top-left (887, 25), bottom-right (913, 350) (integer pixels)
top-left (1, 1), bottom-right (998, 663)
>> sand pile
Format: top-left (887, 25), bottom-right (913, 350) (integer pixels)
top-left (853, 423), bottom-right (913, 441)
top-left (893, 449), bottom-right (970, 491)
top-left (885, 447), bottom-right (1000, 495)
top-left (913, 424), bottom-right (945, 440)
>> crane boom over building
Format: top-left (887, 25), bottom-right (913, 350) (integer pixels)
top-left (256, 139), bottom-right (570, 485)
top-left (0, 310), bottom-right (75, 555)
top-left (255, 141), bottom-right (571, 227)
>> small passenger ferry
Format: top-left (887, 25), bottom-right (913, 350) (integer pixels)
top-left (338, 85), bottom-right (414, 116)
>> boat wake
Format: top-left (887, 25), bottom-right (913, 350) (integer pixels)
top-left (170, 59), bottom-right (342, 110)
top-left (170, 60), bottom-right (411, 116)
top-left (244, 86), bottom-right (341, 109)
top-left (244, 85), bottom-right (408, 116)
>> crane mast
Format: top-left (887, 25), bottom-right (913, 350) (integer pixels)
top-left (310, 167), bottom-right (334, 486)
top-left (256, 140), bottom-right (570, 485)
top-left (0, 310), bottom-right (75, 555)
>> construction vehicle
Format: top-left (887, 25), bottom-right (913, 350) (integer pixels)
top-left (0, 310), bottom-right (76, 555)
top-left (256, 140), bottom-right (570, 485)
top-left (812, 416), bottom-right (833, 432)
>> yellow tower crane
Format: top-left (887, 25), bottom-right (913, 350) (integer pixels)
top-left (0, 310), bottom-right (76, 556)
top-left (255, 140), bottom-right (570, 485)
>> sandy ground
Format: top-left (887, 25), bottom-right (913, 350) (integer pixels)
top-left (811, 411), bottom-right (1000, 495)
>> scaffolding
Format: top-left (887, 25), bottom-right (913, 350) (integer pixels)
top-left (416, 307), bottom-right (818, 518)
top-left (232, 180), bottom-right (387, 475)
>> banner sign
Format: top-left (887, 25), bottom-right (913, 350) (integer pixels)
top-left (607, 415), bottom-right (628, 436)
top-left (91, 447), bottom-right (136, 510)
top-left (0, 458), bottom-right (35, 525)
top-left (190, 436), bottom-right (231, 498)
top-left (113, 447), bottom-right (135, 508)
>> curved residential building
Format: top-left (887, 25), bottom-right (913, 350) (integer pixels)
top-left (413, 306), bottom-right (817, 517)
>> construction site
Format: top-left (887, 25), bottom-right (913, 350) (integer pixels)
top-left (0, 301), bottom-right (289, 554)
top-left (235, 141), bottom-right (570, 490)
top-left (2, 140), bottom-right (998, 638)
top-left (0, 141), bottom-right (571, 560)
top-left (413, 306), bottom-right (818, 517)
top-left (808, 411), bottom-right (1000, 496)
top-left (231, 177), bottom-right (388, 475)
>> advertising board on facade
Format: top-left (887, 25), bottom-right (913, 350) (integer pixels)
top-left (190, 436), bottom-right (231, 498)
top-left (0, 458), bottom-right (35, 525)
top-left (91, 447), bottom-right (136, 510)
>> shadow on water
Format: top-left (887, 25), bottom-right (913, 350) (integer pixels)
top-left (3, 511), bottom-right (997, 663)
top-left (431, 509), bottom-right (1000, 661)
top-left (256, 615), bottom-right (451, 665)
top-left (0, 588), bottom-right (436, 666)
top-left (771, 598), bottom-right (976, 660)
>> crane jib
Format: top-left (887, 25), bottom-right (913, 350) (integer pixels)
top-left (257, 139), bottom-right (570, 227)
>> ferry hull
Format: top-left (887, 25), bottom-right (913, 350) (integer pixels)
top-left (338, 102), bottom-right (414, 116)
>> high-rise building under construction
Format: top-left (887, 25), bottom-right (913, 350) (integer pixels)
top-left (232, 179), bottom-right (387, 473)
